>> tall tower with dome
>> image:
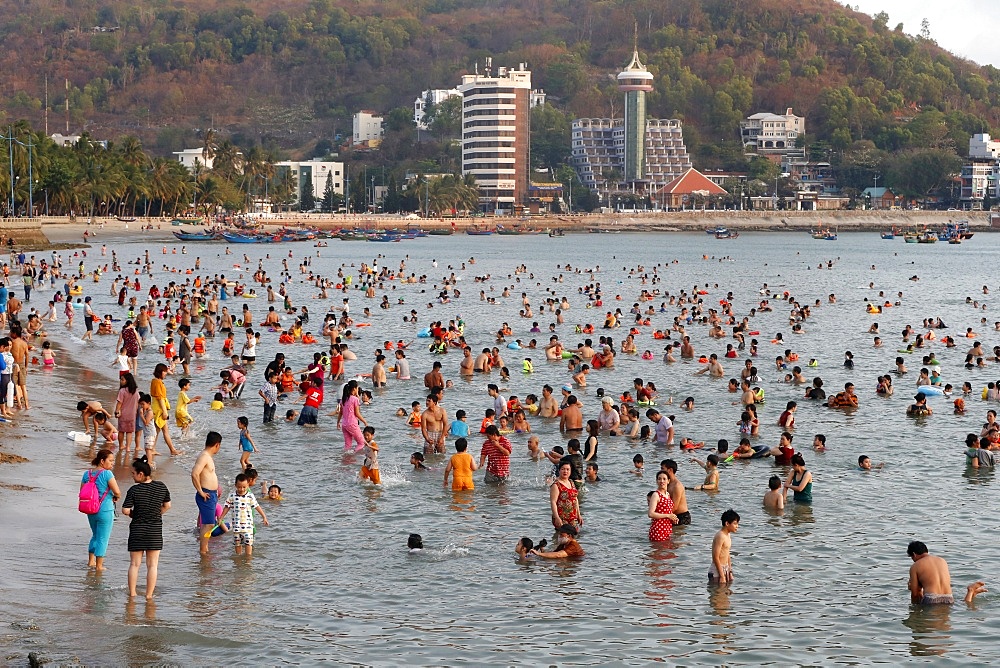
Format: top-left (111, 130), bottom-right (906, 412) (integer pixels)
top-left (617, 34), bottom-right (655, 182)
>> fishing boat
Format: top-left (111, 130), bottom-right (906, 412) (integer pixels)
top-left (880, 232), bottom-right (895, 240)
top-left (496, 224), bottom-right (542, 235)
top-left (367, 234), bottom-right (402, 242)
top-left (116, 216), bottom-right (137, 223)
top-left (948, 237), bottom-right (962, 245)
top-left (427, 228), bottom-right (454, 236)
top-left (336, 230), bottom-right (368, 241)
top-left (705, 225), bottom-right (728, 235)
top-left (465, 225), bottom-right (494, 235)
top-left (548, 229), bottom-right (565, 237)
top-left (588, 227), bottom-right (621, 234)
top-left (824, 231), bottom-right (838, 241)
top-left (715, 230), bottom-right (739, 239)
top-left (172, 230), bottom-right (220, 241)
top-left (904, 232), bottom-right (919, 243)
top-left (221, 231), bottom-right (277, 244)
top-left (917, 231), bottom-right (938, 244)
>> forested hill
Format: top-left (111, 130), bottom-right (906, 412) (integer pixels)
top-left (3, 0), bottom-right (999, 164)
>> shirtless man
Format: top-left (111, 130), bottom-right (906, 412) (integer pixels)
top-left (680, 335), bottom-right (695, 358)
top-left (474, 347), bottom-right (492, 373)
top-left (191, 432), bottom-right (222, 556)
top-left (459, 347), bottom-right (475, 376)
top-left (710, 509), bottom-right (740, 583)
top-left (421, 394), bottom-right (447, 454)
top-left (559, 395), bottom-right (583, 432)
top-left (662, 460), bottom-right (690, 525)
top-left (695, 353), bottom-right (724, 377)
top-left (9, 325), bottom-right (30, 409)
top-left (544, 335), bottom-right (564, 361)
top-left (424, 361), bottom-right (444, 391)
top-left (907, 541), bottom-right (987, 605)
top-left (538, 384), bottom-right (559, 418)
top-left (576, 339), bottom-right (595, 360)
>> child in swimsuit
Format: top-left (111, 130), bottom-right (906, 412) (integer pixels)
top-left (237, 415), bottom-right (256, 470)
top-left (359, 426), bottom-right (381, 485)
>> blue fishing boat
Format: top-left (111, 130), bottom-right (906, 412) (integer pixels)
top-left (221, 231), bottom-right (277, 244)
top-left (706, 225), bottom-right (728, 235)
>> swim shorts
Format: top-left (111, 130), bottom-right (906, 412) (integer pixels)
top-left (195, 488), bottom-right (218, 525)
top-left (360, 465), bottom-right (381, 485)
top-left (921, 593), bottom-right (954, 605)
top-left (675, 511), bottom-right (692, 525)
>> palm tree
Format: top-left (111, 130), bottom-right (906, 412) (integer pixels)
top-left (118, 135), bottom-right (147, 168)
top-left (201, 128), bottom-right (219, 168)
top-left (213, 139), bottom-right (242, 180)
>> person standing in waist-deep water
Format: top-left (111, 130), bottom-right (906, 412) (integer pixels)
top-left (82, 449), bottom-right (122, 572)
top-left (648, 471), bottom-right (678, 541)
top-left (122, 455), bottom-right (171, 599)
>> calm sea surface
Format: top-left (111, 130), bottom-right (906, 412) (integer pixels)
top-left (2, 230), bottom-right (999, 664)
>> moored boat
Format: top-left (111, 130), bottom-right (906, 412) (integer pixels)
top-left (705, 225), bottom-right (728, 235)
top-left (173, 230), bottom-right (220, 241)
top-left (715, 230), bottom-right (739, 239)
top-left (428, 228), bottom-right (454, 236)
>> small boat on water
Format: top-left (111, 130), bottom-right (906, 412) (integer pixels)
top-left (904, 232), bottom-right (919, 243)
top-left (948, 238), bottom-right (962, 245)
top-left (428, 228), bottom-right (454, 236)
top-left (466, 226), bottom-right (494, 235)
top-left (917, 231), bottom-right (938, 244)
top-left (715, 230), bottom-right (739, 239)
top-left (173, 230), bottom-right (220, 241)
top-left (221, 231), bottom-right (278, 244)
top-left (336, 230), bottom-right (368, 241)
top-left (588, 227), bottom-right (621, 234)
top-left (548, 229), bottom-right (565, 237)
top-left (367, 233), bottom-right (402, 242)
top-left (706, 225), bottom-right (728, 235)
top-left (880, 232), bottom-right (895, 240)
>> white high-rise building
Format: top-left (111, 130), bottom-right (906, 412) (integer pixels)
top-left (275, 159), bottom-right (344, 207)
top-left (458, 60), bottom-right (532, 213)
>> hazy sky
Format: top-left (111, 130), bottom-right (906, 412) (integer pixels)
top-left (844, 1), bottom-right (999, 67)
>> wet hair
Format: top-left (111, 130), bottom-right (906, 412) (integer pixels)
top-left (662, 459), bottom-right (677, 473)
top-left (639, 425), bottom-right (651, 440)
top-left (707, 454), bottom-right (719, 466)
top-left (268, 484), bottom-right (282, 494)
top-left (717, 439), bottom-right (729, 454)
top-left (721, 508), bottom-right (740, 526)
top-left (907, 541), bottom-right (928, 557)
top-left (237, 416), bottom-right (249, 428)
top-left (791, 453), bottom-right (806, 467)
top-left (411, 451), bottom-right (425, 462)
top-left (408, 533), bottom-right (423, 550)
top-left (858, 455), bottom-right (870, 465)
top-left (814, 434), bottom-right (826, 446)
top-left (91, 449), bottom-right (114, 466)
top-left (77, 401), bottom-right (88, 411)
top-left (768, 475), bottom-right (781, 490)
top-left (455, 438), bottom-right (468, 452)
top-left (633, 453), bottom-right (644, 464)
top-left (132, 455), bottom-right (152, 477)
top-left (519, 537), bottom-right (547, 552)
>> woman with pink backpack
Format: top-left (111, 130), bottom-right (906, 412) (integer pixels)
top-left (80, 449), bottom-right (121, 571)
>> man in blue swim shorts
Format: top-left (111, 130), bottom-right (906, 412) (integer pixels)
top-left (191, 431), bottom-right (223, 555)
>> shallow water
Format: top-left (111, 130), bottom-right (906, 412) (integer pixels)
top-left (2, 230), bottom-right (1000, 664)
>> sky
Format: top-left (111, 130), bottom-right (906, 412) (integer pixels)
top-left (844, 1), bottom-right (1000, 67)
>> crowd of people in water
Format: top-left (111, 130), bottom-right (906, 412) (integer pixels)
top-left (0, 237), bottom-right (993, 607)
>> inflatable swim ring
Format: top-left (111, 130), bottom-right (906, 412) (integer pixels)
top-left (562, 351), bottom-right (574, 359)
top-left (416, 328), bottom-right (432, 338)
top-left (507, 342), bottom-right (521, 350)
top-left (916, 386), bottom-right (944, 396)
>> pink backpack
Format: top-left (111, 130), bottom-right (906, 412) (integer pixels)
top-left (79, 470), bottom-right (110, 514)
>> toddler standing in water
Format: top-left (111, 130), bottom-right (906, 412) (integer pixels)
top-left (359, 426), bottom-right (381, 485)
top-left (175, 378), bottom-right (201, 437)
top-left (237, 416), bottom-right (256, 470)
top-left (219, 473), bottom-right (269, 556)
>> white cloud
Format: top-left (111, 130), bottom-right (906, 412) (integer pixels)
top-left (844, 0), bottom-right (1000, 67)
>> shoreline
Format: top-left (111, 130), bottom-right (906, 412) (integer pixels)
top-left (4, 209), bottom-right (994, 247)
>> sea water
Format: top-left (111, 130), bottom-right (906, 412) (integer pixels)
top-left (1, 231), bottom-right (998, 663)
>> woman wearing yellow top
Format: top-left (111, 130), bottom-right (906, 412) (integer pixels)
top-left (150, 363), bottom-right (181, 455)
